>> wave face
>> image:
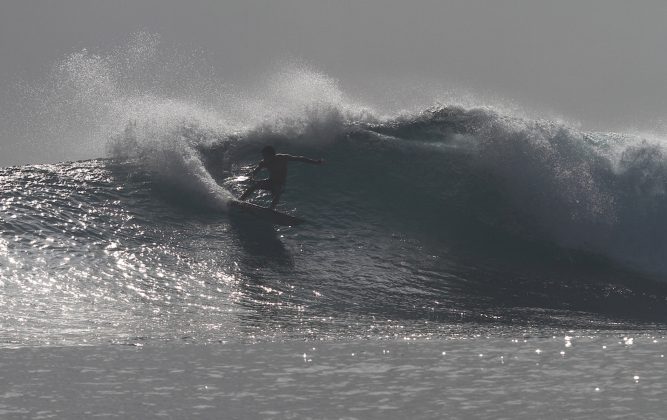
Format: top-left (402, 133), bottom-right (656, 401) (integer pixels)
top-left (354, 106), bottom-right (667, 275)
top-left (2, 34), bottom-right (667, 347)
top-left (3, 105), bottom-right (667, 346)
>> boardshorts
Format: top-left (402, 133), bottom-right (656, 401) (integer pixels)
top-left (254, 179), bottom-right (285, 195)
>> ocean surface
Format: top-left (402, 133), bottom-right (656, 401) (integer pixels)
top-left (1, 39), bottom-right (667, 418)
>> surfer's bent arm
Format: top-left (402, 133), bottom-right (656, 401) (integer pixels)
top-left (285, 155), bottom-right (324, 165)
top-left (248, 161), bottom-right (265, 180)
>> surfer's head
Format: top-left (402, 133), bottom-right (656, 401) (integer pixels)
top-left (262, 146), bottom-right (276, 159)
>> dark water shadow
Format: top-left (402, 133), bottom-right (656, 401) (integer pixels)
top-left (358, 185), bottom-right (667, 328)
top-left (227, 210), bottom-right (294, 269)
top-left (428, 233), bottom-right (667, 328)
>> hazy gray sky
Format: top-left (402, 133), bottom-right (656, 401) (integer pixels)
top-left (1, 0), bottom-right (666, 166)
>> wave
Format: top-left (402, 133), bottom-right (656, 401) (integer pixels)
top-left (3, 113), bottom-right (667, 338)
top-left (94, 103), bottom-right (667, 282)
top-left (360, 106), bottom-right (667, 276)
top-left (7, 32), bottom-right (667, 278)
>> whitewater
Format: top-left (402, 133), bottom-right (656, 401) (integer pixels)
top-left (1, 34), bottom-right (666, 418)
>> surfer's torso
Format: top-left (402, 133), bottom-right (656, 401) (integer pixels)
top-left (258, 154), bottom-right (290, 186)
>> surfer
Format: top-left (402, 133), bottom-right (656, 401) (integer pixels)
top-left (240, 146), bottom-right (324, 209)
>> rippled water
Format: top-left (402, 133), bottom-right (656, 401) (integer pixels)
top-left (1, 334), bottom-right (665, 419)
top-left (1, 157), bottom-right (666, 349)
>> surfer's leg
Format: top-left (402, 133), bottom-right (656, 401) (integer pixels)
top-left (241, 179), bottom-right (272, 201)
top-left (269, 191), bottom-right (282, 209)
top-left (269, 183), bottom-right (285, 209)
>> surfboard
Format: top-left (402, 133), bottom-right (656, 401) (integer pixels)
top-left (229, 200), bottom-right (306, 226)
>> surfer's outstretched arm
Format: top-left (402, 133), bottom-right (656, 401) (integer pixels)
top-left (285, 155), bottom-right (324, 165)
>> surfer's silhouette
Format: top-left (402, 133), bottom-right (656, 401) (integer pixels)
top-left (240, 146), bottom-right (324, 209)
